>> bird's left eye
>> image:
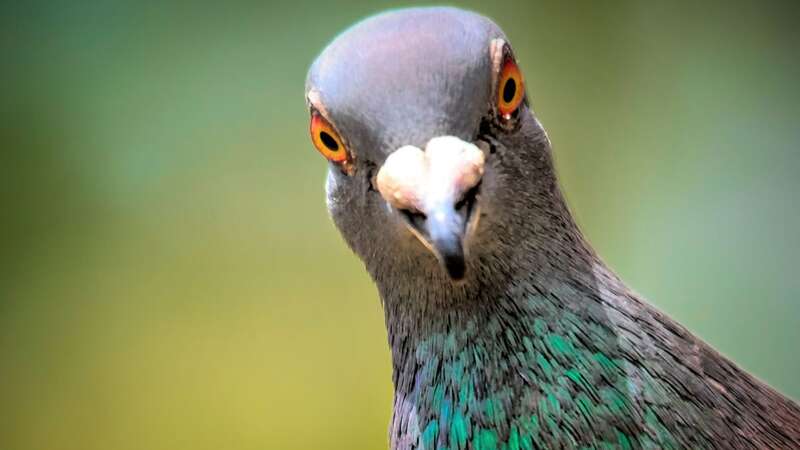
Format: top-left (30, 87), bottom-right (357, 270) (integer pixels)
top-left (310, 111), bottom-right (349, 164)
top-left (496, 57), bottom-right (525, 119)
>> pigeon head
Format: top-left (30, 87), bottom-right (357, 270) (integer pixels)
top-left (306, 7), bottom-right (569, 291)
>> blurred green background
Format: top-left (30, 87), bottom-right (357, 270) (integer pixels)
top-left (2, 1), bottom-right (799, 449)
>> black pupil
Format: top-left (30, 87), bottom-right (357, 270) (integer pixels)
top-left (502, 78), bottom-right (517, 103)
top-left (319, 131), bottom-right (339, 151)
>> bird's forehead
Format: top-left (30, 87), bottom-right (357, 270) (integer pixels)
top-left (307, 8), bottom-right (506, 152)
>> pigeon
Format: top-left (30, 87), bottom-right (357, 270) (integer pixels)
top-left (304, 7), bottom-right (800, 450)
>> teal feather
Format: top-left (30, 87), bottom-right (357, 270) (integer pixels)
top-left (395, 291), bottom-right (696, 449)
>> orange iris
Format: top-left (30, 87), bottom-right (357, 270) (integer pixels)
top-left (310, 112), bottom-right (348, 163)
top-left (497, 58), bottom-right (525, 118)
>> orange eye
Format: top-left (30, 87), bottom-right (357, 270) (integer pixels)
top-left (497, 57), bottom-right (525, 118)
top-left (310, 112), bottom-right (349, 163)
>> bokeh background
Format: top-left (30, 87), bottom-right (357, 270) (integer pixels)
top-left (2, 1), bottom-right (799, 449)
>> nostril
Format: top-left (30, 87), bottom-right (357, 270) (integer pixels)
top-left (455, 182), bottom-right (481, 216)
top-left (364, 161), bottom-right (379, 194)
top-left (399, 208), bottom-right (427, 232)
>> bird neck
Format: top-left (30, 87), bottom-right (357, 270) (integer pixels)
top-left (380, 246), bottom-right (662, 448)
top-left (382, 256), bottom-right (654, 448)
top-left (382, 254), bottom-right (616, 392)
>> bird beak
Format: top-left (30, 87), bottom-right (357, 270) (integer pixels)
top-left (376, 136), bottom-right (485, 280)
top-left (422, 199), bottom-right (471, 279)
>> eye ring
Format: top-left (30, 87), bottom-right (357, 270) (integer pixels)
top-left (310, 111), bottom-right (350, 165)
top-left (496, 56), bottom-right (525, 119)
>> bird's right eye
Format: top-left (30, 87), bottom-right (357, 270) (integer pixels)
top-left (310, 111), bottom-right (349, 164)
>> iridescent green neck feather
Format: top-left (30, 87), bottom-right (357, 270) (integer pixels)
top-left (384, 260), bottom-right (689, 449)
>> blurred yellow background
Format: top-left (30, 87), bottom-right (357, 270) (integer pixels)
top-left (2, 1), bottom-right (799, 449)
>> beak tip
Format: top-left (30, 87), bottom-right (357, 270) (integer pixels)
top-left (441, 251), bottom-right (467, 280)
top-left (424, 209), bottom-right (469, 281)
top-left (445, 260), bottom-right (466, 280)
